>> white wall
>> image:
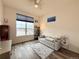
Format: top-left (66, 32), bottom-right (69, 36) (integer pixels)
top-left (40, 1), bottom-right (79, 53)
top-left (4, 6), bottom-right (39, 44)
top-left (0, 0), bottom-right (3, 25)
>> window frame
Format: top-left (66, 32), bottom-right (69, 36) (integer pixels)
top-left (16, 13), bottom-right (34, 37)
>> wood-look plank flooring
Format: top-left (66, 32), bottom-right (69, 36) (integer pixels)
top-left (11, 40), bottom-right (79, 59)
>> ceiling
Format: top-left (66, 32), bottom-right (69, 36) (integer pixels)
top-left (3, 0), bottom-right (79, 16)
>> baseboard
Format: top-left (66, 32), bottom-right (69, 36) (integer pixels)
top-left (12, 39), bottom-right (36, 46)
top-left (59, 47), bottom-right (79, 55)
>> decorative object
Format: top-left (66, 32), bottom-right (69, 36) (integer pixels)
top-left (60, 36), bottom-right (69, 49)
top-left (4, 18), bottom-right (8, 23)
top-left (35, 20), bottom-right (38, 23)
top-left (34, 26), bottom-right (40, 40)
top-left (47, 16), bottom-right (56, 22)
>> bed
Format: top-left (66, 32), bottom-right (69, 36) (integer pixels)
top-left (38, 36), bottom-right (61, 51)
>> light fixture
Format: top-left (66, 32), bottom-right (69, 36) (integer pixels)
top-left (34, 0), bottom-right (41, 8)
top-left (34, 4), bottom-right (38, 8)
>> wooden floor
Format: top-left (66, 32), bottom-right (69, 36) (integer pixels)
top-left (11, 40), bottom-right (79, 59)
top-left (48, 48), bottom-right (79, 59)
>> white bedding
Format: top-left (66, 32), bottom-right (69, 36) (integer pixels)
top-left (39, 37), bottom-right (61, 50)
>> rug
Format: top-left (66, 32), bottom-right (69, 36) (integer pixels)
top-left (30, 43), bottom-right (54, 59)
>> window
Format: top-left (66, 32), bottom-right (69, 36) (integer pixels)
top-left (16, 14), bottom-right (34, 36)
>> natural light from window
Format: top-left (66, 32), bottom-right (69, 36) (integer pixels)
top-left (16, 14), bottom-right (34, 37)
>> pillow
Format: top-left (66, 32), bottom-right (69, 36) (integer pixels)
top-left (45, 36), bottom-right (55, 41)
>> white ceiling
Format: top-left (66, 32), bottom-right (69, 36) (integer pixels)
top-left (3, 0), bottom-right (79, 16)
